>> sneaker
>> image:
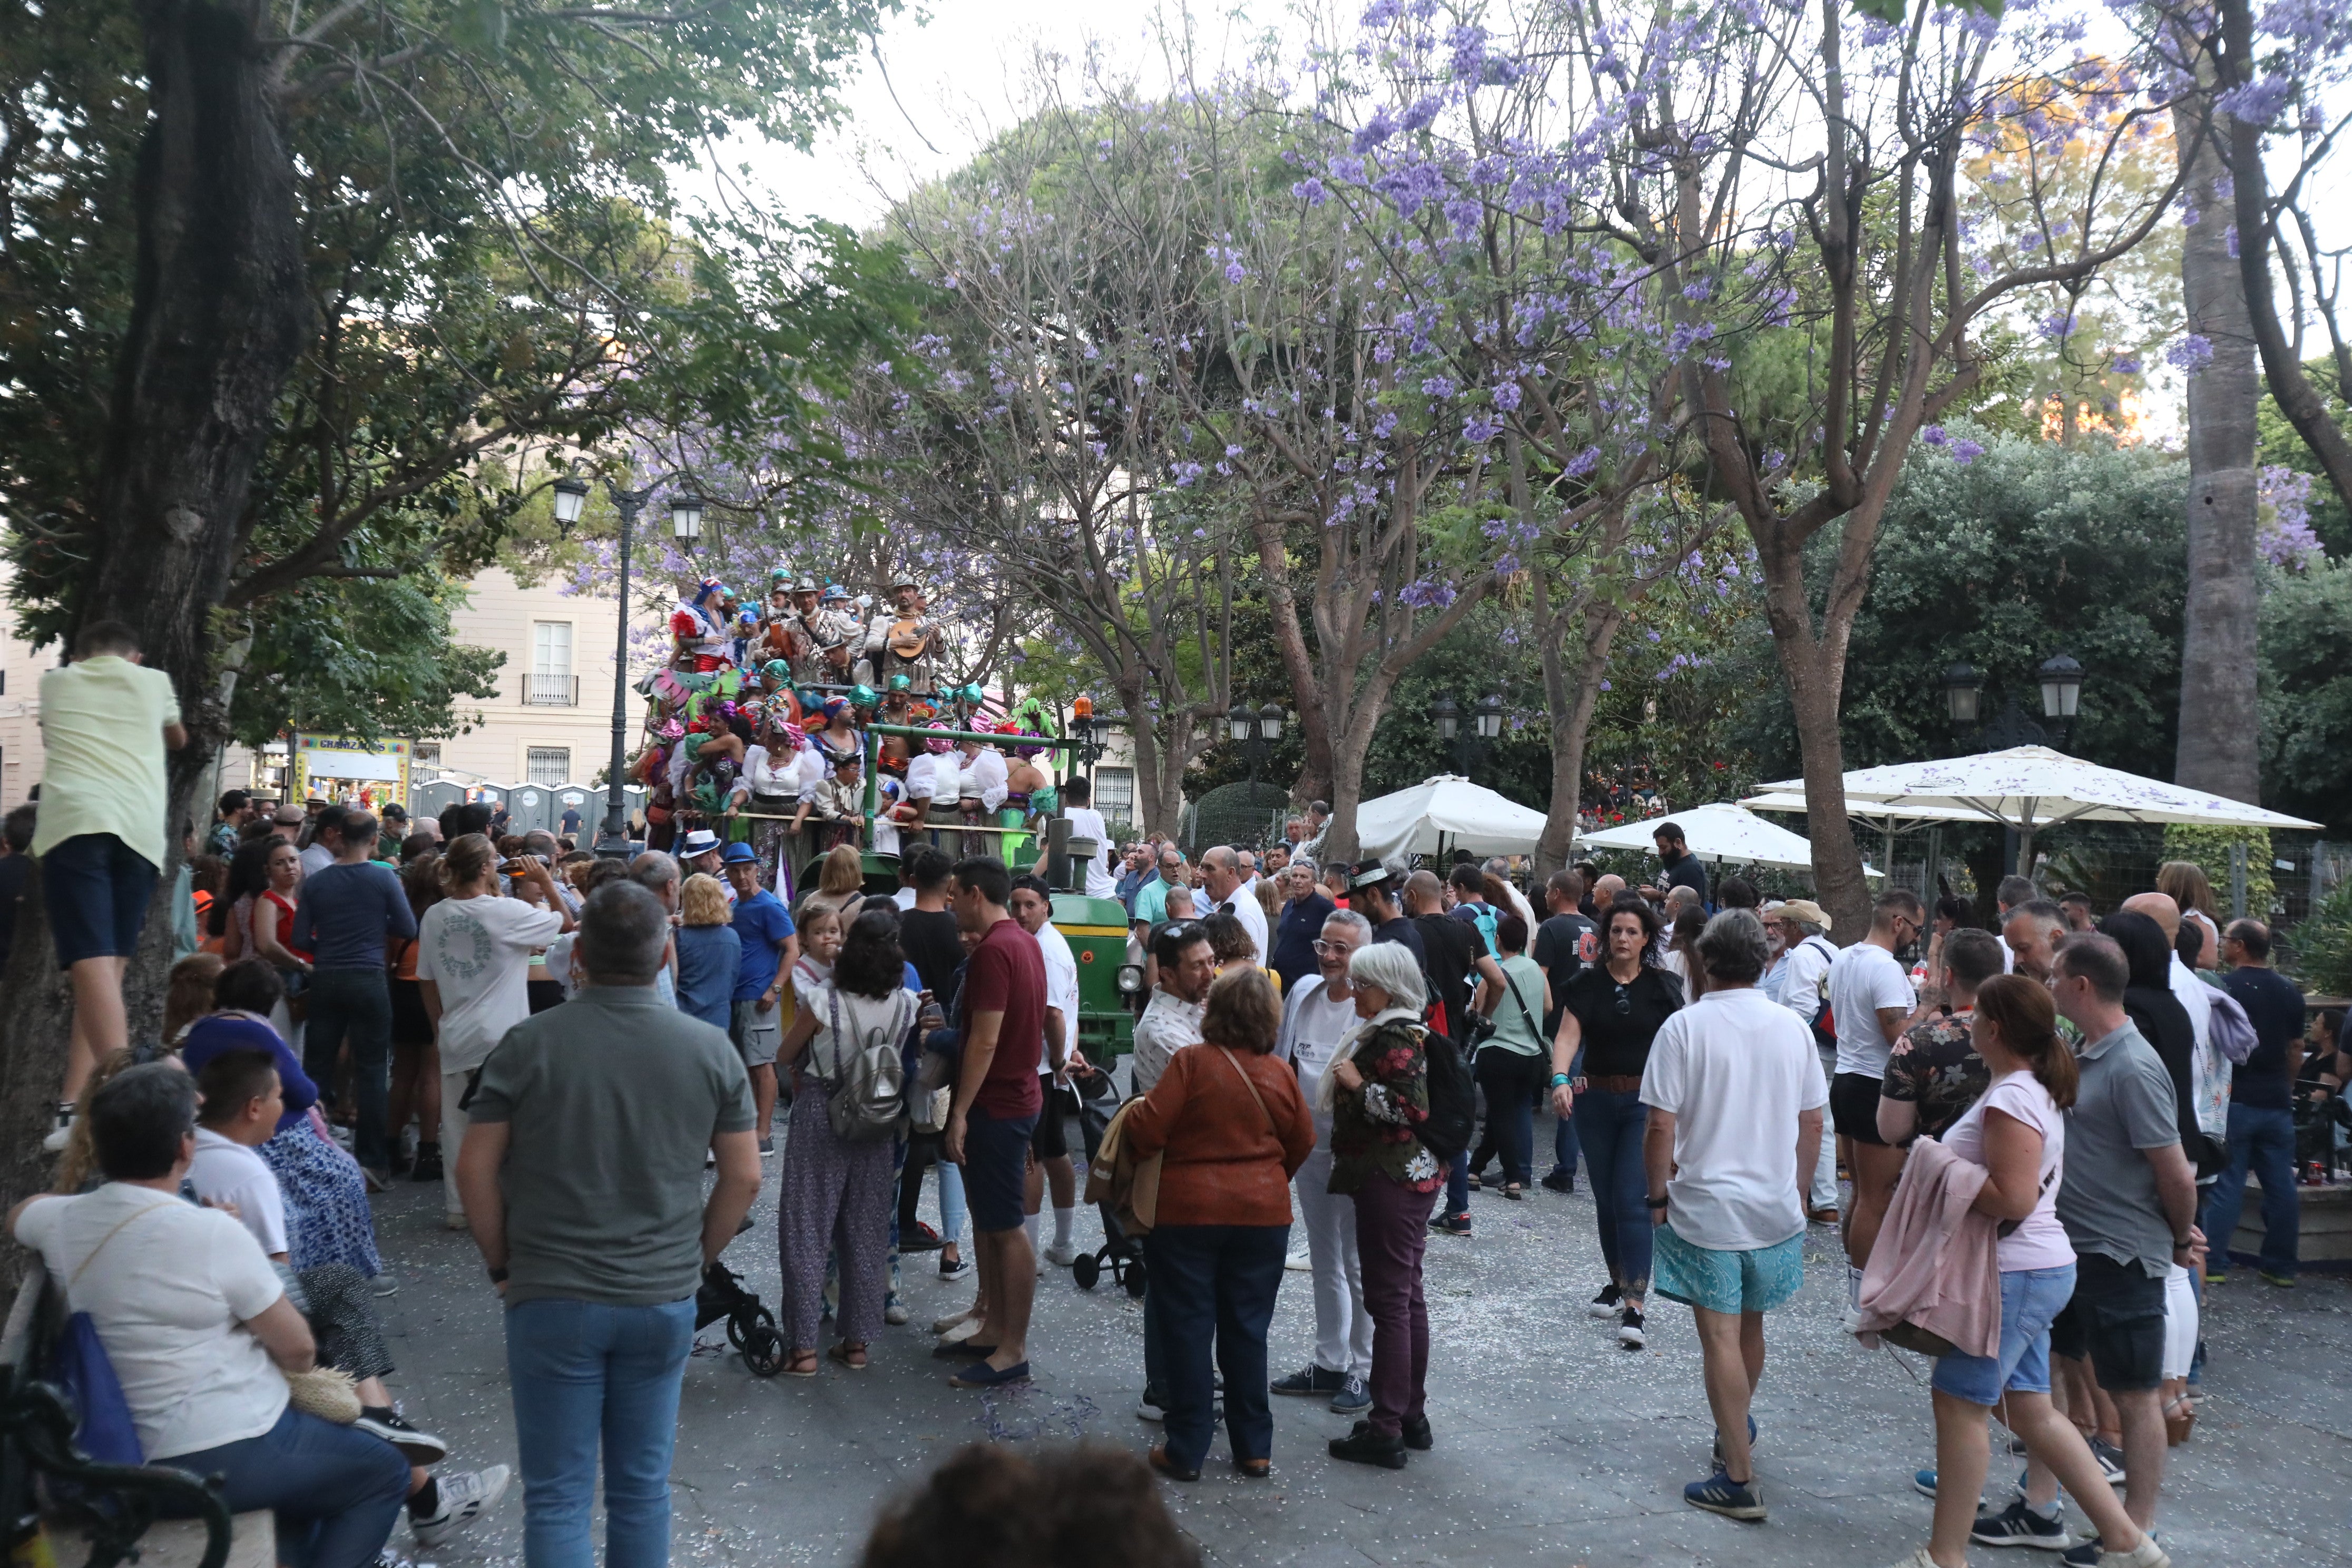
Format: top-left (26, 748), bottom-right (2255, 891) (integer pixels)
top-left (1588, 1282), bottom-right (1623, 1319)
top-left (1043, 1241), bottom-right (1080, 1268)
top-left (354, 1407), bottom-right (447, 1464)
top-left (409, 1145), bottom-right (442, 1184)
top-left (938, 1253), bottom-right (972, 1281)
top-left (1972, 1497), bottom-right (2069, 1550)
top-left (1618, 1307), bottom-right (1645, 1349)
top-left (883, 1302), bottom-right (911, 1326)
top-left (443, 1211), bottom-right (470, 1232)
top-left (2258, 1270), bottom-right (2296, 1288)
top-left (2200, 1269), bottom-right (2226, 1285)
top-left (1683, 1468), bottom-right (1765, 1521)
top-left (370, 1274), bottom-right (398, 1297)
top-left (1710, 1415), bottom-right (1757, 1471)
top-left (1270, 1365), bottom-right (1346, 1398)
top-left (1283, 1247), bottom-right (1314, 1272)
top-left (900, 1221), bottom-right (945, 1253)
top-left (1401, 1414), bottom-right (1433, 1451)
top-left (1541, 1168), bottom-right (1576, 1194)
top-left (1135, 1389), bottom-right (1167, 1422)
top-left (1327, 1425), bottom-right (1407, 1470)
top-left (1914, 1468), bottom-right (1939, 1499)
top-left (2087, 1436), bottom-right (2126, 1485)
top-left (1329, 1375), bottom-right (1370, 1415)
top-left (932, 1308), bottom-right (976, 1335)
top-left (1883, 1554), bottom-right (1939, 1568)
top-left (938, 1316), bottom-right (983, 1345)
top-left (758, 1135), bottom-right (776, 1158)
top-left (1429, 1211), bottom-right (1472, 1237)
top-left (409, 1465), bottom-right (511, 1549)
top-left (2061, 1535), bottom-right (2169, 1568)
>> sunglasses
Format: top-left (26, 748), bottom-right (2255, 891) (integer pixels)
top-left (1613, 982), bottom-right (1632, 1016)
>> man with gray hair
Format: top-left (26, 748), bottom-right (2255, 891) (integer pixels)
top-left (1201, 844), bottom-right (1269, 965)
top-left (1641, 909), bottom-right (1826, 1523)
top-left (457, 880), bottom-right (760, 1568)
top-left (2002, 899), bottom-right (2067, 985)
top-left (1269, 907), bottom-right (1376, 1415)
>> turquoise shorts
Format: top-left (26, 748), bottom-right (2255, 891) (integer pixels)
top-left (1652, 1223), bottom-right (1806, 1316)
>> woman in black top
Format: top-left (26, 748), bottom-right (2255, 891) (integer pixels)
top-left (2103, 910), bottom-right (2207, 1170)
top-left (1547, 895), bottom-right (1683, 1349)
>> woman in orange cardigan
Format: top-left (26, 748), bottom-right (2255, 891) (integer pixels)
top-left (1121, 965), bottom-right (1316, 1482)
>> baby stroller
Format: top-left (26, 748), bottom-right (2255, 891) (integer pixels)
top-left (1070, 1062), bottom-right (1148, 1298)
top-left (695, 1259), bottom-right (786, 1376)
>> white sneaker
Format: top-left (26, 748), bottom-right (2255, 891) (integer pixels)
top-left (938, 1316), bottom-right (983, 1345)
top-left (2096, 1537), bottom-right (2169, 1568)
top-left (410, 1465), bottom-right (511, 1549)
top-left (1283, 1248), bottom-right (1314, 1272)
top-left (1043, 1242), bottom-right (1079, 1268)
top-left (41, 1123), bottom-right (73, 1154)
top-left (443, 1212), bottom-right (469, 1232)
top-left (883, 1302), bottom-right (911, 1326)
top-left (931, 1308), bottom-right (975, 1335)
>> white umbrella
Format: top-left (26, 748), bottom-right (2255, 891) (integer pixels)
top-left (1578, 801), bottom-right (1883, 880)
top-left (1748, 746), bottom-right (2318, 865)
top-left (1353, 775), bottom-right (1551, 864)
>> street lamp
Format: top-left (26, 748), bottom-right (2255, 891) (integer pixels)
top-left (1430, 690), bottom-right (1504, 777)
top-left (2037, 653), bottom-right (2083, 745)
top-left (593, 481), bottom-right (655, 858)
top-left (550, 476), bottom-right (590, 535)
top-left (1228, 698), bottom-right (1282, 796)
top-left (669, 492), bottom-right (704, 545)
top-left (1942, 663), bottom-right (1983, 727)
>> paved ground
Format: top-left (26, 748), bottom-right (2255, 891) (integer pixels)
top-left (373, 1126), bottom-right (2352, 1567)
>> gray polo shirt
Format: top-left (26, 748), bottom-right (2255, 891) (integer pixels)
top-left (2055, 1020), bottom-right (2180, 1277)
top-left (468, 985), bottom-right (753, 1307)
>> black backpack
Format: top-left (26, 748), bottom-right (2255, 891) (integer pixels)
top-left (1416, 1024), bottom-right (1477, 1163)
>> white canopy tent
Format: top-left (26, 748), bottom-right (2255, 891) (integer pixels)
top-left (1353, 775), bottom-right (1552, 865)
top-left (1746, 746), bottom-right (2318, 866)
top-left (1739, 791), bottom-right (2059, 888)
top-left (1579, 801), bottom-right (1882, 881)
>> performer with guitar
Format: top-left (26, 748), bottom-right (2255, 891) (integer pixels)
top-left (858, 576), bottom-right (938, 688)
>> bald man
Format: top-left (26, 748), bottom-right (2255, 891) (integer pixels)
top-left (2121, 891), bottom-right (2217, 1093)
top-left (1592, 873), bottom-right (1626, 906)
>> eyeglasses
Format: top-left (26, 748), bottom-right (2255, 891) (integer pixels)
top-left (1311, 938), bottom-right (1359, 956)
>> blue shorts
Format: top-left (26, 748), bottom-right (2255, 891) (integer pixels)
top-left (1933, 1264), bottom-right (2077, 1406)
top-left (962, 1106), bottom-right (1038, 1234)
top-left (1652, 1223), bottom-right (1806, 1316)
top-left (41, 834), bottom-right (159, 968)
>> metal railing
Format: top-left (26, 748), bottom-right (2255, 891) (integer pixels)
top-left (523, 673), bottom-right (580, 706)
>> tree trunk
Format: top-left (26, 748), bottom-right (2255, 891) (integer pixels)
top-left (1318, 713), bottom-right (1379, 868)
top-left (1253, 518), bottom-right (1333, 807)
top-left (2173, 95), bottom-right (2262, 803)
top-left (1532, 594), bottom-right (1622, 878)
top-left (0, 0), bottom-right (310, 1256)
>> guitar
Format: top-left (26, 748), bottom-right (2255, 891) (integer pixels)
top-left (886, 616), bottom-right (932, 662)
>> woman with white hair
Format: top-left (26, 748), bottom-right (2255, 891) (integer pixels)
top-left (1319, 940), bottom-right (1442, 1470)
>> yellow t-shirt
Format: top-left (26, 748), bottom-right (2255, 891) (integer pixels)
top-left (34, 656), bottom-right (181, 870)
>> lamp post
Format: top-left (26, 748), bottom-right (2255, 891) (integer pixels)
top-left (1942, 654), bottom-right (2085, 754)
top-left (1226, 699), bottom-right (1285, 794)
top-left (1431, 690), bottom-right (1505, 778)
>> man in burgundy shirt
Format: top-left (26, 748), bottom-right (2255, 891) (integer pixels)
top-left (943, 855), bottom-right (1046, 1388)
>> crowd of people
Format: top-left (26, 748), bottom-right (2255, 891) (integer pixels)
top-left (9, 616), bottom-right (2347, 1568)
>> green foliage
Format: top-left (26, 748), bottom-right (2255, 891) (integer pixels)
top-left (2288, 878), bottom-right (2352, 995)
top-left (1729, 428), bottom-right (2191, 782)
top-left (2256, 558), bottom-right (2352, 834)
top-left (229, 575), bottom-right (503, 748)
top-left (2257, 369), bottom-right (2352, 556)
top-left (2160, 826), bottom-right (2276, 919)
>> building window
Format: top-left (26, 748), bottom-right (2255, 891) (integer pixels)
top-left (526, 747), bottom-right (570, 787)
top-left (526, 622), bottom-right (577, 705)
top-left (414, 742), bottom-right (443, 767)
top-left (1092, 767), bottom-right (1135, 821)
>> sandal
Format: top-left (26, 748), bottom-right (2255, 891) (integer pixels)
top-left (782, 1350), bottom-right (820, 1378)
top-left (1503, 1184), bottom-right (1523, 1201)
top-left (828, 1342), bottom-right (869, 1370)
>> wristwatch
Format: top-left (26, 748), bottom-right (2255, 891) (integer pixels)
top-left (487, 1266), bottom-right (509, 1285)
top-left (1647, 1195), bottom-right (1670, 1210)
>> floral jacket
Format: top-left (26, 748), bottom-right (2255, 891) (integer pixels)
top-left (1328, 1018), bottom-right (1442, 1195)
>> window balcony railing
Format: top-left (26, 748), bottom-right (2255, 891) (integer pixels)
top-left (523, 673), bottom-right (579, 707)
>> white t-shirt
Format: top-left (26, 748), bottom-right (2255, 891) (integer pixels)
top-left (188, 1131), bottom-right (288, 1257)
top-left (1062, 806), bottom-right (1116, 898)
top-left (1217, 886), bottom-right (1271, 967)
top-left (1779, 936), bottom-right (1836, 1027)
top-left (892, 886), bottom-right (918, 910)
top-left (1276, 974), bottom-right (1359, 1138)
top-left (1035, 920), bottom-right (1081, 1072)
top-left (1941, 1068), bottom-right (2071, 1272)
top-left (298, 842), bottom-right (335, 879)
top-left (415, 894), bottom-right (566, 1072)
top-left (1130, 988), bottom-right (1204, 1096)
top-left (13, 1187), bottom-right (289, 1459)
top-left (1640, 986), bottom-right (1828, 1251)
top-left (1828, 940), bottom-right (1914, 1079)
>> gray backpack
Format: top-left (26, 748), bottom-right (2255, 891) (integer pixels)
top-left (820, 986), bottom-right (915, 1142)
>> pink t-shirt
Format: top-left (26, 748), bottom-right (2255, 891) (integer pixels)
top-left (1943, 1069), bottom-right (2071, 1272)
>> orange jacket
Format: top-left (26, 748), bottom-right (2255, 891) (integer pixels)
top-left (1120, 1043), bottom-right (1315, 1228)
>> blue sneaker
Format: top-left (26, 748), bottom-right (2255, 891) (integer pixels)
top-left (1328, 1375), bottom-right (1370, 1415)
top-left (1684, 1468), bottom-right (1766, 1521)
top-left (1915, 1468), bottom-right (1938, 1499)
top-left (1710, 1415), bottom-right (1758, 1471)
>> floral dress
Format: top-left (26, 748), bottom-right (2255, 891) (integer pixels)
top-left (1328, 1018), bottom-right (1442, 1195)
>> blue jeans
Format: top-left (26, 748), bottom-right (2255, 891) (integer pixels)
top-left (506, 1296), bottom-right (696, 1568)
top-left (1142, 1223), bottom-right (1289, 1471)
top-left (1931, 1265), bottom-right (2076, 1405)
top-left (1549, 1047), bottom-right (1584, 1178)
top-left (304, 968), bottom-right (394, 1171)
top-left (2202, 1102), bottom-right (2299, 1279)
top-left (1573, 1086), bottom-right (1652, 1296)
top-left (163, 1407), bottom-right (409, 1568)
